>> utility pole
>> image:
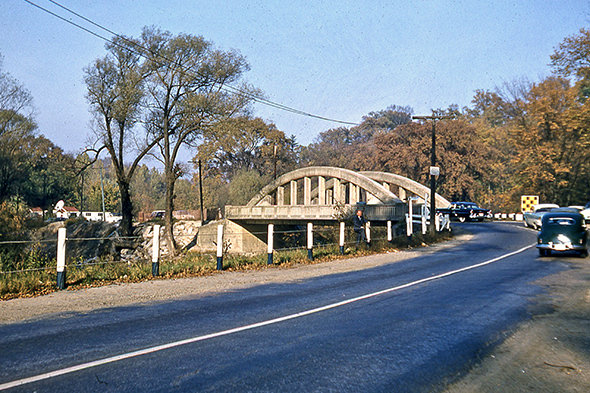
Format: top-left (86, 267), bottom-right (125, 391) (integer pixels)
top-left (188, 159), bottom-right (206, 223)
top-left (273, 144), bottom-right (278, 180)
top-left (198, 159), bottom-right (205, 224)
top-left (99, 164), bottom-right (106, 222)
top-left (412, 114), bottom-right (453, 234)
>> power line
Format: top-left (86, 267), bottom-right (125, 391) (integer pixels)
top-left (23, 0), bottom-right (360, 126)
top-left (44, 0), bottom-right (344, 122)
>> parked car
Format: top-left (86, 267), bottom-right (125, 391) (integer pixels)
top-left (150, 210), bottom-right (165, 219)
top-left (537, 211), bottom-right (588, 257)
top-left (436, 201), bottom-right (492, 222)
top-left (523, 203), bottom-right (559, 230)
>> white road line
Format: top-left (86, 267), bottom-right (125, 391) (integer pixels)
top-left (0, 244), bottom-right (534, 391)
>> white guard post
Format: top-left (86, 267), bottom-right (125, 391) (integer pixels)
top-left (387, 220), bottom-right (393, 242)
top-left (267, 223), bottom-right (274, 265)
top-left (152, 224), bottom-right (160, 276)
top-left (408, 198), bottom-right (414, 235)
top-left (56, 227), bottom-right (67, 289)
top-left (216, 224), bottom-right (224, 270)
top-left (339, 221), bottom-right (345, 254)
top-left (307, 222), bottom-right (313, 261)
top-left (365, 221), bottom-right (371, 245)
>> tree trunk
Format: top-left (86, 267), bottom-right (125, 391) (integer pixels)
top-left (118, 179), bottom-right (133, 237)
top-left (164, 168), bottom-right (177, 256)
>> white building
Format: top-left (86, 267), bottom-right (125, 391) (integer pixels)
top-left (53, 205), bottom-right (80, 219)
top-left (82, 211), bottom-right (122, 223)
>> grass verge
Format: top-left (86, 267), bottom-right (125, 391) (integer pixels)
top-left (1, 230), bottom-right (453, 300)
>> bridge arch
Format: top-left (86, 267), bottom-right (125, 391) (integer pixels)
top-left (246, 166), bottom-right (448, 208)
top-left (246, 166), bottom-right (400, 208)
top-left (360, 171), bottom-right (450, 207)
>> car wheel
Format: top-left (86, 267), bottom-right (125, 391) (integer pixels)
top-left (580, 249), bottom-right (588, 258)
top-left (539, 249), bottom-right (548, 257)
top-left (523, 220), bottom-right (529, 228)
top-left (458, 216), bottom-right (466, 223)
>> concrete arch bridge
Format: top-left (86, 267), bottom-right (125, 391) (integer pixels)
top-left (225, 166), bottom-right (449, 224)
top-left (198, 167), bottom-right (451, 254)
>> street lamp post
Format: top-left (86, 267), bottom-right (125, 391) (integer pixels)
top-left (412, 114), bottom-right (452, 234)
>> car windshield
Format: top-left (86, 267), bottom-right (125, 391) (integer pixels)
top-left (453, 203), bottom-right (476, 209)
top-left (536, 208), bottom-right (554, 213)
top-left (547, 217), bottom-right (576, 226)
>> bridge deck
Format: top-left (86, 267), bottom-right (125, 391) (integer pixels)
top-left (225, 203), bottom-right (408, 224)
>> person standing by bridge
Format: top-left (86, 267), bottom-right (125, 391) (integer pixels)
top-left (353, 209), bottom-right (368, 245)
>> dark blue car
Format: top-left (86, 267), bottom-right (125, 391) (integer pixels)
top-left (537, 211), bottom-right (588, 257)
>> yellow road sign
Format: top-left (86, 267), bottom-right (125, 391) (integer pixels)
top-left (521, 195), bottom-right (539, 212)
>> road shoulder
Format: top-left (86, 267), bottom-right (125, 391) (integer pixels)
top-left (444, 257), bottom-right (590, 392)
top-left (0, 234), bottom-right (472, 325)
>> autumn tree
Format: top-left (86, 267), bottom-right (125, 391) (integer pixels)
top-left (0, 111), bottom-right (36, 201)
top-left (0, 55), bottom-right (76, 209)
top-left (356, 104), bottom-right (413, 138)
top-left (509, 77), bottom-right (590, 206)
top-left (362, 119), bottom-right (493, 202)
top-left (551, 28), bottom-right (590, 98)
top-left (302, 105), bottom-right (412, 169)
top-left (195, 116), bottom-right (299, 209)
top-left (198, 116), bottom-right (298, 179)
top-left (21, 136), bottom-right (77, 212)
top-left (302, 127), bottom-right (365, 169)
top-left (140, 27), bottom-right (256, 252)
top-left (0, 56), bottom-right (35, 202)
top-left (84, 36), bottom-right (160, 236)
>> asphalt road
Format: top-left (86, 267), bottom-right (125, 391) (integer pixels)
top-left (0, 222), bottom-right (573, 392)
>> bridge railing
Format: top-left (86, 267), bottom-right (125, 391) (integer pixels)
top-left (226, 205), bottom-right (340, 221)
top-left (225, 203), bottom-right (408, 222)
top-left (363, 204), bottom-right (408, 221)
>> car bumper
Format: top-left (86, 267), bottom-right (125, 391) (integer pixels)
top-left (469, 213), bottom-right (492, 219)
top-left (537, 243), bottom-right (586, 252)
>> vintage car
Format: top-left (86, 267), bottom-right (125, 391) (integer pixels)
top-left (537, 211), bottom-right (588, 257)
top-left (523, 203), bottom-right (559, 230)
top-left (436, 201), bottom-right (492, 222)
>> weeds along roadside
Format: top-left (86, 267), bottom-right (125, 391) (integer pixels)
top-left (1, 229), bottom-right (453, 301)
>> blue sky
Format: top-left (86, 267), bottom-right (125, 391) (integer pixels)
top-left (2, 0), bottom-right (589, 161)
